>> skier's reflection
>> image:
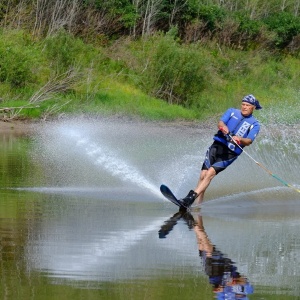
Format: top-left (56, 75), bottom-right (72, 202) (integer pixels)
top-left (158, 212), bottom-right (254, 299)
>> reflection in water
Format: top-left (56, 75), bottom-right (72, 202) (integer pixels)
top-left (159, 212), bottom-right (254, 299)
top-left (158, 211), bottom-right (184, 239)
top-left (1, 120), bottom-right (300, 300)
top-left (192, 214), bottom-right (254, 300)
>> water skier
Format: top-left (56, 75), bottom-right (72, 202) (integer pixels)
top-left (181, 94), bottom-right (262, 207)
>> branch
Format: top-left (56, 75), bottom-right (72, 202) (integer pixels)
top-left (0, 104), bottom-right (40, 121)
top-left (29, 68), bottom-right (79, 104)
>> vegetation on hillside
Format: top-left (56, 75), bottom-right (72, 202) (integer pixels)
top-left (0, 0), bottom-right (299, 123)
top-left (3, 0), bottom-right (300, 52)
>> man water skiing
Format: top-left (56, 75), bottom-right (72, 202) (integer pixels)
top-left (181, 94), bottom-right (262, 208)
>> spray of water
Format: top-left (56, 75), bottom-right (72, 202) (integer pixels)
top-left (33, 119), bottom-right (300, 203)
top-left (60, 126), bottom-right (162, 198)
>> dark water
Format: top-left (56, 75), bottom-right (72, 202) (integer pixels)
top-left (0, 119), bottom-right (300, 300)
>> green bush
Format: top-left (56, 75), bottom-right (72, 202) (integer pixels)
top-left (263, 12), bottom-right (300, 48)
top-left (0, 47), bottom-right (33, 87)
top-left (234, 12), bottom-right (262, 47)
top-left (0, 31), bottom-right (37, 87)
top-left (184, 2), bottom-right (225, 25)
top-left (140, 33), bottom-right (206, 107)
top-left (82, 0), bottom-right (137, 29)
top-left (43, 30), bottom-right (93, 72)
top-left (197, 4), bottom-right (225, 31)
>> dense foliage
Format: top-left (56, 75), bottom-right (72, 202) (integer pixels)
top-left (1, 0), bottom-right (300, 52)
top-left (0, 0), bottom-right (299, 122)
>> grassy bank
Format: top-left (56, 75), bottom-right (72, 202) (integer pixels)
top-left (0, 29), bottom-right (299, 124)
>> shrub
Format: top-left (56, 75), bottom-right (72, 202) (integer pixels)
top-left (197, 4), bottom-right (225, 32)
top-left (0, 30), bottom-right (37, 87)
top-left (43, 30), bottom-right (92, 72)
top-left (263, 12), bottom-right (300, 49)
top-left (234, 13), bottom-right (262, 48)
top-left (140, 33), bottom-right (207, 107)
top-left (183, 3), bottom-right (226, 34)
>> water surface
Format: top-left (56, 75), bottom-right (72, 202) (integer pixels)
top-left (0, 118), bottom-right (300, 300)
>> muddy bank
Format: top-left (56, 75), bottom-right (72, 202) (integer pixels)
top-left (0, 115), bottom-right (218, 136)
top-left (0, 120), bottom-right (36, 135)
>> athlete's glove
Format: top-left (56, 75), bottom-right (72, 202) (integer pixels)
top-left (219, 126), bottom-right (228, 134)
top-left (231, 135), bottom-right (241, 145)
top-left (220, 127), bottom-right (241, 145)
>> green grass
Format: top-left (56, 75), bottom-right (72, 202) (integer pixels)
top-left (75, 80), bottom-right (198, 120)
top-left (0, 29), bottom-right (299, 124)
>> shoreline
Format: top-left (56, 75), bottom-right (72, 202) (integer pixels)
top-left (0, 116), bottom-right (215, 136)
top-left (0, 120), bottom-right (36, 135)
top-left (1, 117), bottom-right (296, 137)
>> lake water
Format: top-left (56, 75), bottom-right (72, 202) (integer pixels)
top-left (0, 118), bottom-right (300, 300)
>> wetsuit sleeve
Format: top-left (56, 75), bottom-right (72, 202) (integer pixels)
top-left (220, 108), bottom-right (234, 124)
top-left (247, 122), bottom-right (260, 141)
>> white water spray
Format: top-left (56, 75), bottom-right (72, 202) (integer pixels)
top-left (34, 119), bottom-right (300, 203)
top-left (63, 127), bottom-right (162, 198)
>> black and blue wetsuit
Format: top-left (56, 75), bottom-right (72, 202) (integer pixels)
top-left (202, 108), bottom-right (260, 174)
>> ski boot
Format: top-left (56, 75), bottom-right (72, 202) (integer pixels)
top-left (180, 190), bottom-right (198, 208)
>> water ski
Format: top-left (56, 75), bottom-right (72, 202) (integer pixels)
top-left (160, 184), bottom-right (187, 210)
